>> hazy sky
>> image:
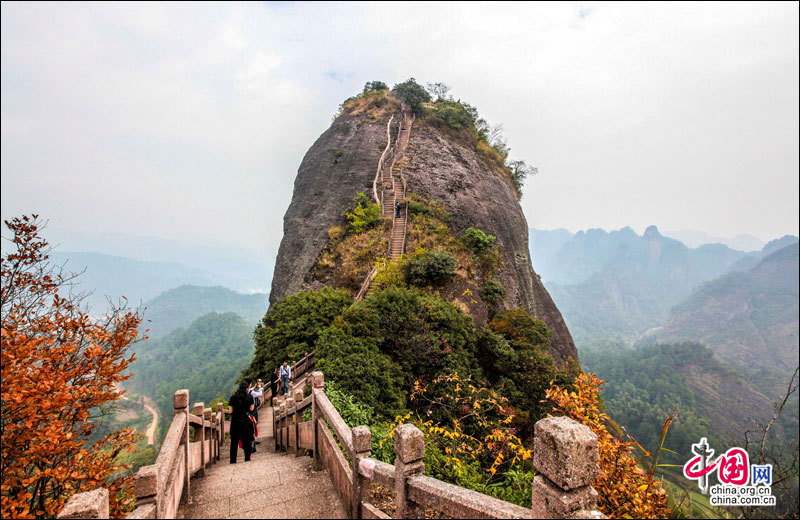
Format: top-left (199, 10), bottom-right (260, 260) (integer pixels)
top-left (2, 2), bottom-right (798, 262)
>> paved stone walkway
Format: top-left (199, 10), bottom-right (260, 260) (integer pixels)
top-left (177, 445), bottom-right (346, 519)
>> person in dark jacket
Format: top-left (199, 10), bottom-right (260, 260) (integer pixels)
top-left (395, 201), bottom-right (401, 218)
top-left (229, 381), bottom-right (255, 463)
top-left (269, 368), bottom-right (278, 406)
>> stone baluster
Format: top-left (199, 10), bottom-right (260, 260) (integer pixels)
top-left (284, 395), bottom-right (295, 455)
top-left (217, 402), bottom-right (225, 447)
top-left (57, 488), bottom-right (109, 519)
top-left (293, 388), bottom-right (304, 457)
top-left (311, 371), bottom-right (324, 471)
top-left (393, 424), bottom-right (425, 519)
top-left (351, 426), bottom-right (371, 519)
top-left (278, 401), bottom-right (287, 450)
top-left (203, 408), bottom-right (214, 462)
top-left (131, 464), bottom-right (159, 518)
top-left (209, 412), bottom-right (216, 461)
top-left (175, 389), bottom-right (191, 503)
top-left (531, 416), bottom-right (605, 519)
top-left (193, 403), bottom-right (206, 477)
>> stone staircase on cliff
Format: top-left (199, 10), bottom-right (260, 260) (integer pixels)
top-left (354, 105), bottom-right (414, 302)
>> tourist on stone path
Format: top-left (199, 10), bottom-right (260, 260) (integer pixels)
top-left (269, 368), bottom-right (278, 405)
top-left (279, 361), bottom-right (292, 395)
top-left (229, 381), bottom-right (255, 463)
top-left (249, 380), bottom-right (263, 423)
top-left (395, 201), bottom-right (401, 218)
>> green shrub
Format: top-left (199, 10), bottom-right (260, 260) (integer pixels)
top-left (393, 78), bottom-right (431, 113)
top-left (461, 227), bottom-right (496, 254)
top-left (240, 288), bottom-right (353, 383)
top-left (324, 380), bottom-right (375, 426)
top-left (315, 313), bottom-right (405, 418)
top-left (407, 200), bottom-right (432, 216)
top-left (480, 280), bottom-right (506, 306)
top-left (434, 100), bottom-right (475, 131)
top-left (480, 309), bottom-right (572, 439)
top-left (363, 81), bottom-right (388, 93)
top-left (346, 192), bottom-right (382, 234)
top-left (403, 248), bottom-right (458, 287)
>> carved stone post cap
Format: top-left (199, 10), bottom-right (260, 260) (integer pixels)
top-left (203, 408), bottom-right (212, 419)
top-left (134, 464), bottom-right (159, 499)
top-left (534, 416), bottom-right (599, 490)
top-left (394, 423), bottom-right (424, 463)
top-left (216, 403), bottom-right (223, 412)
top-left (286, 397), bottom-right (295, 408)
top-left (57, 488), bottom-right (109, 519)
top-left (312, 371), bottom-right (324, 388)
top-left (352, 425), bottom-right (371, 454)
top-left (173, 389), bottom-right (189, 410)
top-left (293, 388), bottom-right (304, 402)
top-left (192, 403), bottom-right (205, 416)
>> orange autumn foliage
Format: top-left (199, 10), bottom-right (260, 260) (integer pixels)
top-left (546, 372), bottom-right (670, 519)
top-left (1, 215), bottom-right (142, 519)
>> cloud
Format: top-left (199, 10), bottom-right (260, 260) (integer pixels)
top-left (1, 2), bottom-right (797, 255)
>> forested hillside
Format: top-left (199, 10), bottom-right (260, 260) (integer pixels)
top-left (644, 243), bottom-right (799, 384)
top-left (142, 285), bottom-right (267, 338)
top-left (128, 312), bottom-right (254, 430)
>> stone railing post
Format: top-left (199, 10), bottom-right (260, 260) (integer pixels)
top-left (203, 408), bottom-right (213, 465)
top-left (217, 402), bottom-right (225, 448)
top-left (393, 424), bottom-right (425, 519)
top-left (205, 408), bottom-right (215, 462)
top-left (293, 388), bottom-right (304, 457)
top-left (193, 402), bottom-right (206, 477)
top-left (284, 395), bottom-right (295, 455)
top-left (311, 371), bottom-right (324, 470)
top-left (531, 416), bottom-right (604, 519)
top-left (352, 426), bottom-right (371, 519)
top-left (57, 488), bottom-right (109, 519)
top-left (273, 397), bottom-right (281, 452)
top-left (174, 389), bottom-right (190, 503)
top-left (132, 464), bottom-right (159, 517)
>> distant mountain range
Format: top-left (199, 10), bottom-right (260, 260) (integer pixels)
top-left (50, 251), bottom-right (237, 311)
top-left (661, 229), bottom-right (765, 251)
top-left (531, 226), bottom-right (753, 345)
top-left (47, 227), bottom-right (273, 294)
top-left (642, 242), bottom-right (799, 376)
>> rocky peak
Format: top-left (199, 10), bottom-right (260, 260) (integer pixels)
top-left (269, 94), bottom-right (578, 367)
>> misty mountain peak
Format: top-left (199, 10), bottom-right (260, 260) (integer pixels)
top-left (643, 225), bottom-right (661, 239)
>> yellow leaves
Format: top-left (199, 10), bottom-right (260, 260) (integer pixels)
top-left (547, 373), bottom-right (670, 519)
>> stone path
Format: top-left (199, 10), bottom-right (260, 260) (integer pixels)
top-left (177, 441), bottom-right (345, 519)
top-left (178, 403), bottom-right (345, 519)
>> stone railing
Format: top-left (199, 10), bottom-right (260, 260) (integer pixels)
top-left (373, 114), bottom-right (396, 204)
top-left (274, 371), bottom-right (606, 519)
top-left (57, 389), bottom-right (225, 519)
top-left (261, 351), bottom-right (316, 406)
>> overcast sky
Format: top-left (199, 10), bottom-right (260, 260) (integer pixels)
top-left (2, 2), bottom-right (798, 262)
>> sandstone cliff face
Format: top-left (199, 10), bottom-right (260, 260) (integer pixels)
top-left (270, 109), bottom-right (578, 366)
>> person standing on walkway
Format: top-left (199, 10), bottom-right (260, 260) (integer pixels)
top-left (229, 381), bottom-right (255, 463)
top-left (269, 368), bottom-right (278, 405)
top-left (395, 201), bottom-right (401, 218)
top-left (250, 380), bottom-right (263, 423)
top-left (280, 361), bottom-right (292, 395)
